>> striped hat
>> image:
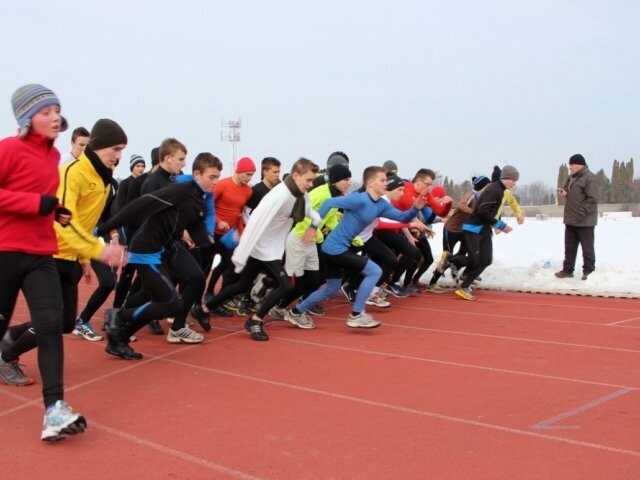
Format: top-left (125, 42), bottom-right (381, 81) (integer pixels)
top-left (129, 154), bottom-right (145, 171)
top-left (11, 84), bottom-right (62, 129)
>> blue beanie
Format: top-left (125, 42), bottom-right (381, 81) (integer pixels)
top-left (12, 84), bottom-right (61, 129)
top-left (472, 175), bottom-right (490, 191)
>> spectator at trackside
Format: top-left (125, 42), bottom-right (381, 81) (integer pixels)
top-left (555, 154), bottom-right (600, 280)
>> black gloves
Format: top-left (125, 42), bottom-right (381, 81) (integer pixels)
top-left (54, 206), bottom-right (72, 226)
top-left (39, 195), bottom-right (59, 216)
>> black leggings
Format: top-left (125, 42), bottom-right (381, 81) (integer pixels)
top-left (122, 242), bottom-right (204, 331)
top-left (205, 257), bottom-right (292, 319)
top-left (78, 260), bottom-right (117, 324)
top-left (113, 263), bottom-right (136, 308)
top-left (429, 229), bottom-right (464, 286)
top-left (344, 237), bottom-right (397, 290)
top-left (0, 252), bottom-right (65, 408)
top-left (164, 242), bottom-right (205, 330)
top-left (205, 234), bottom-right (234, 294)
top-left (278, 270), bottom-right (321, 308)
top-left (119, 262), bottom-right (184, 334)
top-left (376, 230), bottom-right (422, 287)
top-left (450, 230), bottom-right (493, 289)
top-left (1, 258), bottom-right (82, 390)
top-left (412, 234), bottom-right (434, 283)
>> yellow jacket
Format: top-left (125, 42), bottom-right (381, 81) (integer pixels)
top-left (496, 189), bottom-right (523, 219)
top-left (292, 184), bottom-right (363, 247)
top-left (54, 153), bottom-right (108, 262)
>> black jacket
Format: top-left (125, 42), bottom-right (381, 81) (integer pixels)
top-left (98, 180), bottom-right (211, 254)
top-left (463, 181), bottom-right (506, 233)
top-left (141, 166), bottom-right (173, 195)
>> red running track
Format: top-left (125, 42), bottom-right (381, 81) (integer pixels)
top-left (1, 284), bottom-right (639, 479)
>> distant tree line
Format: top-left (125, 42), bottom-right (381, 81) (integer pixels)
top-left (439, 158), bottom-right (637, 206)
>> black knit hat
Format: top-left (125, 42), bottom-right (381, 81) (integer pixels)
top-left (88, 119), bottom-right (127, 151)
top-left (472, 175), bottom-right (490, 191)
top-left (150, 147), bottom-right (160, 166)
top-left (569, 154), bottom-right (586, 166)
top-left (491, 165), bottom-right (501, 182)
top-left (386, 175), bottom-right (405, 191)
top-left (328, 164), bottom-right (352, 183)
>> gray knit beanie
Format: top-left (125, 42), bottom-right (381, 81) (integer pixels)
top-left (500, 165), bottom-right (520, 181)
top-left (11, 84), bottom-right (67, 137)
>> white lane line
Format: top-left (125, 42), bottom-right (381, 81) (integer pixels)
top-left (531, 387), bottom-right (635, 430)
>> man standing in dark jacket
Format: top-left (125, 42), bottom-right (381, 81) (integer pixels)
top-left (555, 154), bottom-right (600, 280)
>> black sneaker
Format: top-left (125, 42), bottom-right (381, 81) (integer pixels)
top-left (105, 341), bottom-right (143, 360)
top-left (148, 319), bottom-right (164, 335)
top-left (223, 298), bottom-right (240, 312)
top-left (307, 304), bottom-right (325, 316)
top-left (340, 285), bottom-right (356, 304)
top-left (243, 318), bottom-right (269, 341)
top-left (237, 297), bottom-right (253, 316)
top-left (190, 304), bottom-right (211, 332)
top-left (212, 305), bottom-right (233, 317)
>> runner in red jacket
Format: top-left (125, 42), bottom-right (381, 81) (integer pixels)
top-left (0, 84), bottom-right (86, 441)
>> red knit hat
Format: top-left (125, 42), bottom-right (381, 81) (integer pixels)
top-left (235, 156), bottom-right (256, 173)
top-left (431, 186), bottom-right (446, 198)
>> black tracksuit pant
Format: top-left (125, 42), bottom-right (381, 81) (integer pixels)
top-left (563, 225), bottom-right (595, 274)
top-left (0, 252), bottom-right (66, 408)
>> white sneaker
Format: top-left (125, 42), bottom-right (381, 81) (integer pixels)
top-left (41, 400), bottom-right (87, 441)
top-left (72, 322), bottom-right (103, 342)
top-left (346, 312), bottom-right (381, 329)
top-left (167, 327), bottom-right (204, 344)
top-left (269, 306), bottom-right (288, 321)
top-left (365, 293), bottom-right (391, 308)
top-left (284, 309), bottom-right (316, 329)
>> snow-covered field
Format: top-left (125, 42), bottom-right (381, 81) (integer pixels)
top-left (423, 216), bottom-right (640, 298)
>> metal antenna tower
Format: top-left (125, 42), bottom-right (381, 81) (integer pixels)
top-left (221, 118), bottom-right (242, 167)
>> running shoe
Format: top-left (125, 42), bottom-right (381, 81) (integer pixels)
top-left (167, 327), bottom-right (204, 344)
top-left (346, 312), bottom-right (381, 329)
top-left (284, 309), bottom-right (316, 329)
top-left (41, 400), bottom-right (87, 442)
top-left (73, 321), bottom-right (103, 342)
top-left (384, 283), bottom-right (409, 298)
top-left (190, 304), bottom-right (211, 331)
top-left (268, 306), bottom-right (288, 321)
top-left (365, 294), bottom-right (391, 308)
top-left (307, 304), bottom-right (325, 316)
top-left (0, 359), bottom-right (34, 386)
top-left (147, 319), bottom-right (164, 335)
top-left (340, 284), bottom-right (356, 304)
top-left (454, 287), bottom-right (477, 301)
top-left (244, 318), bottom-right (269, 341)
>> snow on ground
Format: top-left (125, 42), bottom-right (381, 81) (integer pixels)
top-left (422, 216), bottom-right (640, 298)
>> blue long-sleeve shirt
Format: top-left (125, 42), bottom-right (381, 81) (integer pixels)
top-left (177, 174), bottom-right (215, 236)
top-left (318, 191), bottom-right (417, 255)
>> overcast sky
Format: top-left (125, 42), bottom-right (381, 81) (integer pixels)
top-left (1, 0), bottom-right (638, 187)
